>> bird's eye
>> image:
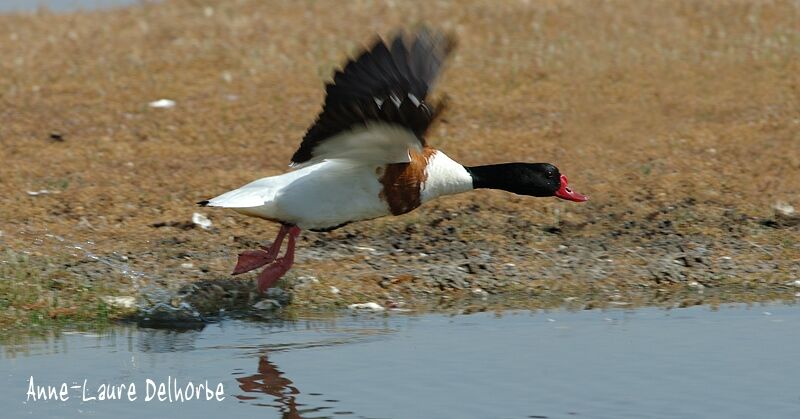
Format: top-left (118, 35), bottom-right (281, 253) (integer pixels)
top-left (546, 171), bottom-right (556, 179)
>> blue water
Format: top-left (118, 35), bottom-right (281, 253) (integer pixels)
top-left (0, 0), bottom-right (138, 13)
top-left (2, 304), bottom-right (800, 418)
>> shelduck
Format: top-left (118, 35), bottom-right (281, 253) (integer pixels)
top-left (199, 28), bottom-right (588, 292)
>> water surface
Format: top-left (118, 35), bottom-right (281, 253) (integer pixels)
top-left (0, 0), bottom-right (138, 13)
top-left (3, 304), bottom-right (799, 418)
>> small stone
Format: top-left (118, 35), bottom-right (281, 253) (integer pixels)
top-left (353, 245), bottom-right (375, 252)
top-left (26, 189), bottom-right (55, 196)
top-left (329, 286), bottom-right (340, 294)
top-left (263, 288), bottom-right (290, 305)
top-left (180, 262), bottom-right (194, 269)
top-left (148, 99), bottom-right (176, 108)
top-left (348, 302), bottom-right (384, 311)
top-left (688, 281), bottom-right (705, 291)
top-left (101, 296), bottom-right (136, 309)
top-left (461, 263), bottom-right (477, 274)
top-left (773, 201), bottom-right (796, 216)
top-left (137, 302), bottom-right (204, 329)
top-left (471, 288), bottom-right (488, 298)
top-left (787, 280), bottom-right (800, 287)
top-left (192, 212), bottom-right (213, 229)
top-left (296, 275), bottom-right (319, 284)
top-left (253, 299), bottom-right (280, 311)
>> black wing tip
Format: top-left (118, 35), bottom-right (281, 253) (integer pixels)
top-left (290, 26), bottom-right (456, 166)
top-left (197, 200), bottom-right (210, 207)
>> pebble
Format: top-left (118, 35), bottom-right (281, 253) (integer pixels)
top-left (348, 302), bottom-right (385, 311)
top-left (787, 280), bottom-right (800, 288)
top-left (353, 245), bottom-right (377, 253)
top-left (772, 202), bottom-right (796, 216)
top-left (192, 212), bottom-right (213, 229)
top-left (26, 189), bottom-right (57, 196)
top-left (471, 288), bottom-right (489, 298)
top-left (688, 281), bottom-right (705, 290)
top-left (296, 275), bottom-right (319, 284)
top-left (101, 296), bottom-right (136, 309)
top-left (252, 299), bottom-right (280, 311)
top-left (329, 286), bottom-right (340, 294)
top-left (148, 99), bottom-right (176, 108)
top-left (137, 302), bottom-right (204, 329)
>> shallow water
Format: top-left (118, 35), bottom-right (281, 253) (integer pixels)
top-left (0, 0), bottom-right (138, 13)
top-left (3, 304), bottom-right (800, 418)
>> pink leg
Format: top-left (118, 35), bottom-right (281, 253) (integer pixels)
top-left (232, 225), bottom-right (290, 275)
top-left (256, 226), bottom-right (301, 293)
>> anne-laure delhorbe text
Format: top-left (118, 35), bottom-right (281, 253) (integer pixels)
top-left (25, 376), bottom-right (225, 403)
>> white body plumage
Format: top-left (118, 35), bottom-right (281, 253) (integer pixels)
top-left (204, 150), bottom-right (473, 230)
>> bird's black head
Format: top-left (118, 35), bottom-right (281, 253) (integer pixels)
top-left (466, 162), bottom-right (588, 202)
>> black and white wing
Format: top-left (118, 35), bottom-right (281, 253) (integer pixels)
top-left (290, 28), bottom-right (455, 168)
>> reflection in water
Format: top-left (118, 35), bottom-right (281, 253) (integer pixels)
top-left (137, 328), bottom-right (202, 353)
top-left (236, 354), bottom-right (302, 418)
top-left (236, 352), bottom-right (357, 418)
top-left (232, 322), bottom-right (395, 418)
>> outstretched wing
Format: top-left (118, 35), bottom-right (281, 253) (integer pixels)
top-left (290, 28), bottom-right (455, 168)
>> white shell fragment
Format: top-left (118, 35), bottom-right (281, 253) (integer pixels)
top-left (192, 212), bottom-right (213, 229)
top-left (348, 302), bottom-right (385, 311)
top-left (26, 189), bottom-right (57, 196)
top-left (148, 99), bottom-right (176, 108)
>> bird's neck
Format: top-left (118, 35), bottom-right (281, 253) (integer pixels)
top-left (420, 151), bottom-right (474, 201)
top-left (465, 163), bottom-right (525, 194)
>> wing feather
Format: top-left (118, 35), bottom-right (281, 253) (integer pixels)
top-left (290, 28), bottom-right (455, 167)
